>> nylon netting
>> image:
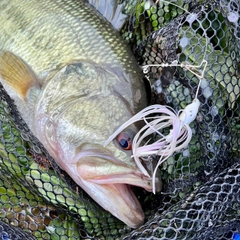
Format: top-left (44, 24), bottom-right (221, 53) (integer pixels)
top-left (0, 0), bottom-right (240, 239)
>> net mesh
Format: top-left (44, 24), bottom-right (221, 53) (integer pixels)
top-left (0, 0), bottom-right (240, 239)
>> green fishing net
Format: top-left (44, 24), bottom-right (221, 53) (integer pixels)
top-left (0, 0), bottom-right (240, 239)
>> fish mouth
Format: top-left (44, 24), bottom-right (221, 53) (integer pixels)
top-left (69, 149), bottom-right (152, 228)
top-left (77, 179), bottom-right (147, 228)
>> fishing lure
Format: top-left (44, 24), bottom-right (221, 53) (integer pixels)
top-left (105, 58), bottom-right (208, 193)
top-left (105, 2), bottom-right (209, 193)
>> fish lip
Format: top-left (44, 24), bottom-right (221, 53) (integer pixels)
top-left (82, 181), bottom-right (145, 228)
top-left (88, 172), bottom-right (152, 192)
top-left (74, 149), bottom-right (153, 192)
top-left (111, 183), bottom-right (144, 228)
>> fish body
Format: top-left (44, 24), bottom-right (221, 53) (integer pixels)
top-left (0, 0), bottom-right (155, 228)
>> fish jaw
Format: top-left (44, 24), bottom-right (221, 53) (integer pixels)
top-left (64, 149), bottom-right (152, 228)
top-left (76, 178), bottom-right (144, 228)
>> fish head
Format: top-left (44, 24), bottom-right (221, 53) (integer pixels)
top-left (34, 62), bottom-right (158, 228)
top-left (0, 50), bottom-right (158, 228)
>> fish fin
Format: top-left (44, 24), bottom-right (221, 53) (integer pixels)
top-left (0, 51), bottom-right (39, 100)
top-left (87, 0), bottom-right (127, 30)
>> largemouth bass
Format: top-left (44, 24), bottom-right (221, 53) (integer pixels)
top-left (0, 0), bottom-right (159, 228)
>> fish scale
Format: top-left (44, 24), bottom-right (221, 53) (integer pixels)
top-left (0, 0), bottom-right (138, 77)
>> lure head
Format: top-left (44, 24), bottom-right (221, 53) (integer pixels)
top-left (179, 99), bottom-right (200, 125)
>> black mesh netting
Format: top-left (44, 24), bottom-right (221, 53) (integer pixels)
top-left (0, 0), bottom-right (240, 239)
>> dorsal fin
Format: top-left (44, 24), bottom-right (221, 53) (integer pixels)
top-left (0, 51), bottom-right (39, 99)
top-left (87, 0), bottom-right (127, 30)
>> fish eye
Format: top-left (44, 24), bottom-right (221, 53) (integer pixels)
top-left (117, 132), bottom-right (132, 150)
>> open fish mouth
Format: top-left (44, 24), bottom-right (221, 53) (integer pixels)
top-left (90, 182), bottom-right (145, 228)
top-left (65, 148), bottom-right (153, 228)
top-left (77, 179), bottom-right (147, 228)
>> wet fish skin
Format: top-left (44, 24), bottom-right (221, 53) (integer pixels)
top-left (0, 0), bottom-right (153, 228)
top-left (0, 0), bottom-right (140, 82)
